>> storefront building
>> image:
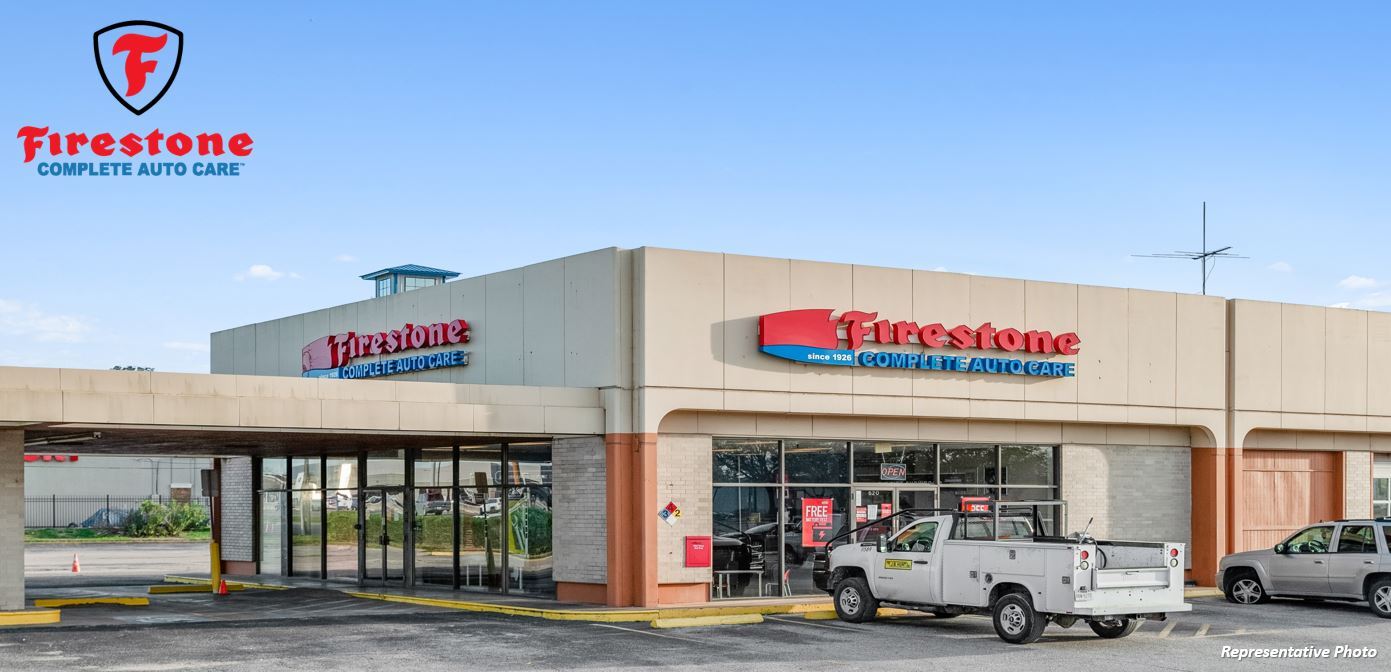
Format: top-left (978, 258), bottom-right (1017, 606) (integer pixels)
top-left (3, 246), bottom-right (1389, 613)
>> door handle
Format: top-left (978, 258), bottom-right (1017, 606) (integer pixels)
top-left (1365, 561), bottom-right (1375, 565)
top-left (913, 560), bottom-right (929, 565)
top-left (1313, 560), bottom-right (1324, 564)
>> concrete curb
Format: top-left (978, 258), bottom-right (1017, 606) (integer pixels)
top-left (1184, 587), bottom-right (1224, 598)
top-left (149, 584), bottom-right (245, 594)
top-left (0, 609), bottom-right (61, 626)
top-left (651, 614), bottom-right (764, 629)
top-left (163, 575), bottom-right (289, 591)
top-left (32, 597), bottom-right (149, 608)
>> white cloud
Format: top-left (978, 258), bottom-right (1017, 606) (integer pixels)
top-left (162, 341), bottom-right (210, 353)
top-left (1328, 302), bottom-right (1352, 309)
top-left (1267, 261), bottom-right (1293, 273)
top-left (234, 264), bottom-right (298, 282)
top-left (0, 299), bottom-right (93, 343)
top-left (335, 254), bottom-right (357, 263)
top-left (1338, 274), bottom-right (1379, 290)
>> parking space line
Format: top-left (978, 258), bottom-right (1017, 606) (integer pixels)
top-left (1157, 620), bottom-right (1178, 638)
top-left (1195, 624), bottom-right (1210, 637)
top-left (590, 623), bottom-right (708, 643)
top-left (765, 615), bottom-right (861, 632)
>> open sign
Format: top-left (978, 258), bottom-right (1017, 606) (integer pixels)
top-left (879, 463), bottom-right (907, 481)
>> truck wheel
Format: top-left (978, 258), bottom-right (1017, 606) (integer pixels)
top-left (1224, 571), bottom-right (1270, 605)
top-left (1088, 618), bottom-right (1139, 639)
top-left (1368, 579), bottom-right (1391, 619)
top-left (992, 593), bottom-right (1045, 644)
top-left (833, 577), bottom-right (878, 623)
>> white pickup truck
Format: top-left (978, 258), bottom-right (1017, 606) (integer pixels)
top-left (812, 501), bottom-right (1191, 644)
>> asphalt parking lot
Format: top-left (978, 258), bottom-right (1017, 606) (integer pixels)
top-left (1, 594), bottom-right (1386, 671)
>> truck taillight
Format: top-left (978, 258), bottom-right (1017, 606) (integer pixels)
top-left (1079, 550), bottom-right (1089, 560)
top-left (1169, 548), bottom-right (1179, 557)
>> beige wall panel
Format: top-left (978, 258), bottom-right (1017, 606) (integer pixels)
top-left (723, 254), bottom-right (791, 392)
top-left (723, 390), bottom-right (791, 414)
top-left (473, 405), bottom-right (545, 433)
top-left (474, 385), bottom-right (542, 407)
top-left (659, 411), bottom-right (699, 434)
top-left (1023, 280), bottom-right (1078, 403)
top-left (640, 249), bottom-right (724, 389)
top-left (448, 276), bottom-right (487, 385)
top-left (1175, 294), bottom-right (1226, 410)
top-left (543, 406), bottom-right (604, 434)
top-left (1367, 312), bottom-right (1391, 416)
top-left (912, 396), bottom-right (969, 418)
top-left (327, 303), bottom-right (358, 345)
top-left (484, 269), bottom-right (526, 385)
top-left (399, 402), bottom-right (476, 432)
top-left (1126, 289), bottom-right (1177, 407)
top-left (394, 380), bottom-right (473, 404)
top-left (968, 399), bottom-right (1025, 420)
top-left (540, 386), bottom-right (601, 408)
top-left (1231, 300), bottom-right (1281, 412)
top-left (1244, 429), bottom-right (1296, 449)
top-left (1150, 426), bottom-right (1191, 447)
top-left (1334, 432), bottom-right (1371, 452)
top-left (967, 420), bottom-right (1018, 442)
top-left (919, 418), bottom-right (969, 441)
top-left (0, 390), bottom-right (61, 421)
top-left (237, 398), bottom-right (321, 428)
top-left (912, 271), bottom-right (972, 399)
top-left (1127, 405), bottom-right (1177, 426)
top-left (1061, 423), bottom-right (1107, 444)
top-left (790, 393), bottom-right (853, 415)
top-left (812, 415), bottom-right (867, 439)
top-left (1076, 403), bottom-right (1127, 423)
top-left (1015, 422), bottom-right (1063, 444)
top-left (60, 369), bottom-right (151, 395)
top-left (235, 375), bottom-right (318, 400)
top-left (412, 282), bottom-right (456, 383)
top-left (563, 248), bottom-right (621, 388)
top-left (851, 264), bottom-right (914, 397)
top-left (1023, 401), bottom-right (1078, 422)
top-left (0, 367), bottom-right (59, 391)
top-left (1323, 415), bottom-right (1367, 432)
top-left (788, 260), bottom-right (853, 394)
top-left (1294, 431), bottom-right (1335, 451)
top-left (1105, 425), bottom-right (1151, 446)
top-left (152, 395), bottom-right (239, 426)
top-left (851, 395), bottom-right (913, 416)
top-left (317, 378), bottom-right (396, 402)
top-left (695, 412), bottom-right (756, 436)
top-left (1076, 286), bottom-right (1128, 405)
top-left (968, 275), bottom-right (1026, 401)
top-left (1323, 308), bottom-right (1367, 415)
top-left (754, 413), bottom-right (813, 437)
top-left (1280, 304), bottom-right (1326, 414)
top-left (151, 372), bottom-right (237, 397)
top-left (865, 417), bottom-right (919, 440)
top-left (522, 260), bottom-right (567, 387)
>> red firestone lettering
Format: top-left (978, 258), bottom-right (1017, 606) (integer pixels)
top-left (920, 323), bottom-right (948, 348)
top-left (91, 133), bottom-right (115, 156)
top-left (1054, 333), bottom-right (1081, 355)
top-left (892, 321), bottom-right (919, 345)
top-left (1025, 330), bottom-right (1055, 353)
top-left (112, 32), bottom-right (167, 97)
top-left (948, 325), bottom-right (975, 349)
top-left (996, 328), bottom-right (1024, 351)
top-left (840, 311), bottom-right (877, 350)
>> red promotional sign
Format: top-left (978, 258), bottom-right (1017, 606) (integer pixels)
top-left (802, 498), bottom-right (834, 548)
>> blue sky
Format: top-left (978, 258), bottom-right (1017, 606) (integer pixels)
top-left (5, 2), bottom-right (1391, 372)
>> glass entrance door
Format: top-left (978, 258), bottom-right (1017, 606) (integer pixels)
top-left (362, 487), bottom-right (408, 584)
top-left (852, 488), bottom-right (936, 541)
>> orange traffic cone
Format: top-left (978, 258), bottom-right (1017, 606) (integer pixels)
top-left (216, 578), bottom-right (230, 596)
top-left (71, 553), bottom-right (80, 574)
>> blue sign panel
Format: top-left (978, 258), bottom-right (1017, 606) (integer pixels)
top-left (303, 350), bottom-right (470, 380)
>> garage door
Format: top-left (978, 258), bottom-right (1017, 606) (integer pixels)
top-left (1240, 450), bottom-right (1339, 551)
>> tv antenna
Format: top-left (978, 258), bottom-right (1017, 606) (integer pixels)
top-left (1133, 202), bottom-right (1246, 295)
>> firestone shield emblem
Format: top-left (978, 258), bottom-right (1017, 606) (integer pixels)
top-left (93, 21), bottom-right (183, 115)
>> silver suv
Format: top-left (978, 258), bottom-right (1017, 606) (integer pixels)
top-left (1216, 519), bottom-right (1391, 618)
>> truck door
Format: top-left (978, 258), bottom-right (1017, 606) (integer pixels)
top-left (872, 521), bottom-right (941, 605)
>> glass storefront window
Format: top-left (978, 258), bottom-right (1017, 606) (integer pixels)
top-left (258, 491), bottom-right (285, 575)
top-left (939, 444), bottom-right (997, 486)
top-left (508, 442), bottom-right (553, 485)
top-left (366, 450), bottom-right (406, 486)
top-left (290, 488), bottom-right (322, 577)
top-left (713, 438), bottom-right (779, 484)
top-left (325, 489), bottom-right (358, 581)
top-left (1001, 445), bottom-right (1054, 485)
top-left (785, 440), bottom-right (848, 483)
top-left (460, 486), bottom-right (505, 591)
top-left (508, 485), bottom-right (553, 595)
top-left (326, 456), bottom-right (357, 490)
top-left (712, 486), bottom-right (778, 599)
top-left (1000, 487), bottom-right (1060, 536)
top-left (261, 457), bottom-right (288, 490)
top-left (784, 487), bottom-right (850, 596)
top-left (415, 486), bottom-right (455, 586)
top-left (415, 448), bottom-right (454, 487)
top-left (852, 441), bottom-right (935, 483)
top-left (459, 444), bottom-right (503, 489)
top-left (291, 457), bottom-right (322, 490)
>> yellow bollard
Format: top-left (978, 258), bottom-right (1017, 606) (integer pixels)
top-left (210, 541), bottom-right (221, 594)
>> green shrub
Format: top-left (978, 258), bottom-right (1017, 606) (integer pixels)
top-left (122, 500), bottom-right (209, 537)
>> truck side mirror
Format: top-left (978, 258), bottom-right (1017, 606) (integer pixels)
top-left (876, 535), bottom-right (889, 553)
top-left (1273, 543), bottom-right (1287, 554)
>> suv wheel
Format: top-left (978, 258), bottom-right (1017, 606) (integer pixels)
top-left (833, 577), bottom-right (879, 623)
top-left (992, 593), bottom-right (1046, 644)
top-left (1089, 618), bottom-right (1139, 639)
top-left (1224, 571), bottom-right (1270, 605)
top-left (1368, 578), bottom-right (1391, 619)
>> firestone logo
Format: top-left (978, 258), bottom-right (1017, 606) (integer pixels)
top-left (16, 21), bottom-right (252, 177)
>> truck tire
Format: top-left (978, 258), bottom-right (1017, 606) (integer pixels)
top-left (1088, 618), bottom-right (1139, 639)
top-left (1224, 570), bottom-right (1270, 605)
top-left (1368, 578), bottom-right (1391, 619)
top-left (992, 593), bottom-right (1046, 644)
top-left (833, 577), bottom-right (878, 623)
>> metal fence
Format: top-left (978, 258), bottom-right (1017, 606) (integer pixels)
top-left (24, 495), bottom-right (212, 529)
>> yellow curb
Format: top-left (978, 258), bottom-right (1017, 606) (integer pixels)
top-left (33, 597), bottom-right (149, 608)
top-left (0, 609), bottom-right (61, 626)
top-left (148, 584), bottom-right (246, 594)
top-left (346, 592), bottom-right (661, 623)
top-left (163, 575), bottom-right (288, 591)
top-left (1184, 587), bottom-right (1224, 598)
top-left (804, 610), bottom-right (839, 620)
top-left (651, 614), bottom-right (764, 629)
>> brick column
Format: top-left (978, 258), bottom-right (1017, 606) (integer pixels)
top-left (0, 430), bottom-right (24, 610)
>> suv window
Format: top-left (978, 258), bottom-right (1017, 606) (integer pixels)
top-left (1383, 525), bottom-right (1391, 554)
top-left (891, 522), bottom-right (939, 553)
top-left (1336, 525), bottom-right (1376, 553)
top-left (1284, 526), bottom-right (1334, 554)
